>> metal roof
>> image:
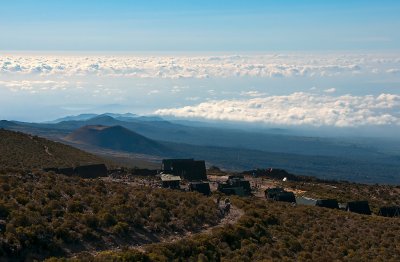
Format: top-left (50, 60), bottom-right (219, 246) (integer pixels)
top-left (160, 174), bottom-right (181, 182)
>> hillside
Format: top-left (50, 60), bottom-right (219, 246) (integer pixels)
top-left (0, 129), bottom-right (105, 170)
top-left (56, 191), bottom-right (400, 261)
top-left (65, 125), bottom-right (168, 155)
top-left (0, 172), bottom-right (220, 260)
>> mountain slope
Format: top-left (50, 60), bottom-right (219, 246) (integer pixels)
top-left (0, 129), bottom-right (106, 170)
top-left (65, 125), bottom-right (168, 155)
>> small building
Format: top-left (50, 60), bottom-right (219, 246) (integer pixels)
top-left (226, 176), bottom-right (251, 195)
top-left (316, 199), bottom-right (339, 209)
top-left (161, 159), bottom-right (207, 181)
top-left (217, 176), bottom-right (251, 196)
top-left (274, 192), bottom-right (296, 203)
top-left (218, 184), bottom-right (246, 196)
top-left (265, 187), bottom-right (296, 203)
top-left (189, 182), bottom-right (211, 196)
top-left (74, 164), bottom-right (108, 178)
top-left (265, 187), bottom-right (285, 199)
top-left (58, 167), bottom-right (75, 176)
top-left (378, 206), bottom-right (400, 217)
top-left (346, 201), bottom-right (371, 215)
top-left (0, 220), bottom-right (6, 233)
top-left (296, 196), bottom-right (317, 206)
top-left (161, 174), bottom-right (181, 189)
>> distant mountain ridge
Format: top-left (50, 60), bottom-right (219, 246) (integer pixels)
top-left (46, 113), bottom-right (163, 123)
top-left (2, 115), bottom-right (400, 184)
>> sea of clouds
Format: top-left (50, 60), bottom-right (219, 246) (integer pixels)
top-left (1, 53), bottom-right (400, 126)
top-left (155, 92), bottom-right (400, 127)
top-left (1, 53), bottom-right (399, 79)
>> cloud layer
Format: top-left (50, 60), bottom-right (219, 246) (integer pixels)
top-left (1, 54), bottom-right (399, 79)
top-left (155, 93), bottom-right (400, 127)
top-left (0, 80), bottom-right (69, 93)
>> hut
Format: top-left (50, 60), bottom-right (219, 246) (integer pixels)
top-left (217, 184), bottom-right (245, 196)
top-left (274, 192), bottom-right (296, 203)
top-left (217, 175), bottom-right (251, 196)
top-left (162, 159), bottom-right (207, 181)
top-left (161, 174), bottom-right (181, 189)
top-left (378, 206), bottom-right (400, 217)
top-left (316, 199), bottom-right (339, 209)
top-left (296, 196), bottom-right (317, 206)
top-left (346, 201), bottom-right (371, 215)
top-left (265, 187), bottom-right (285, 199)
top-left (58, 167), bottom-right (74, 176)
top-left (189, 182), bottom-right (211, 196)
top-left (0, 220), bottom-right (6, 233)
top-left (227, 176), bottom-right (251, 192)
top-left (74, 164), bottom-right (108, 178)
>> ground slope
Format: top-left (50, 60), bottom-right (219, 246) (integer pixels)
top-left (0, 129), bottom-right (105, 170)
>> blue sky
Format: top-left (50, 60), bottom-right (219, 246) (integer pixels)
top-left (0, 1), bottom-right (400, 130)
top-left (1, 0), bottom-right (400, 51)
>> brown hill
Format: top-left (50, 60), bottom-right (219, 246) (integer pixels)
top-left (65, 125), bottom-right (168, 155)
top-left (0, 129), bottom-right (105, 170)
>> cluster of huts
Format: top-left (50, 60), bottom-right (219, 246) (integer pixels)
top-left (160, 159), bottom-right (211, 196)
top-left (265, 187), bottom-right (400, 217)
top-left (43, 161), bottom-right (400, 218)
top-left (159, 159), bottom-right (254, 197)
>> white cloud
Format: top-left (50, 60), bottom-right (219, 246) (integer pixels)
top-left (147, 89), bottom-right (160, 95)
top-left (1, 54), bottom-right (399, 79)
top-left (0, 80), bottom-right (69, 93)
top-left (324, 88), bottom-right (336, 93)
top-left (155, 93), bottom-right (400, 127)
top-left (240, 90), bottom-right (267, 97)
top-left (387, 68), bottom-right (400, 74)
top-left (170, 85), bottom-right (189, 93)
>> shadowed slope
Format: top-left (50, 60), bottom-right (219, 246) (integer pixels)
top-left (66, 125), bottom-right (168, 155)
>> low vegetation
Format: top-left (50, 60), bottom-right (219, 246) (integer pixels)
top-left (68, 197), bottom-right (400, 262)
top-left (0, 129), bottom-right (105, 170)
top-left (0, 171), bottom-right (220, 261)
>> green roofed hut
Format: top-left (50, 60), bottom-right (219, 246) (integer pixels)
top-left (265, 187), bottom-right (285, 199)
top-left (265, 187), bottom-right (296, 203)
top-left (346, 201), bottom-right (371, 215)
top-left (189, 182), bottom-right (211, 196)
top-left (162, 159), bottom-right (207, 181)
top-left (378, 206), bottom-right (400, 217)
top-left (316, 199), bottom-right (339, 209)
top-left (274, 191), bottom-right (296, 203)
top-left (217, 175), bottom-right (252, 196)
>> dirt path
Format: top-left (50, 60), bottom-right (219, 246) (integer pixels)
top-left (87, 203), bottom-right (244, 257)
top-left (133, 204), bottom-right (244, 252)
top-left (202, 204), bottom-right (244, 234)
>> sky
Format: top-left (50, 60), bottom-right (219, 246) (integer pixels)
top-left (1, 1), bottom-right (400, 133)
top-left (1, 0), bottom-right (400, 52)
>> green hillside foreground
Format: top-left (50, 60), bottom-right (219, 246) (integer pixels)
top-left (0, 129), bottom-right (106, 170)
top-left (62, 197), bottom-right (400, 262)
top-left (0, 172), bottom-right (220, 261)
